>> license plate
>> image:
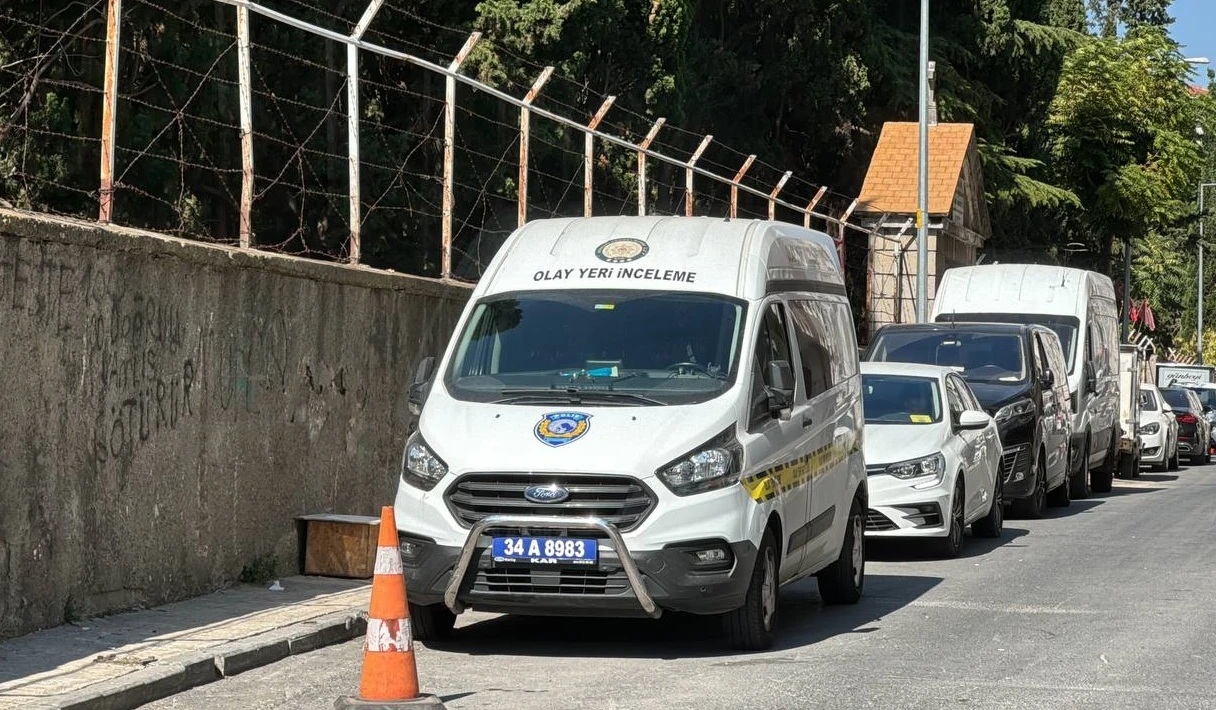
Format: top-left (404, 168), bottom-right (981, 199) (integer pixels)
top-left (491, 536), bottom-right (598, 565)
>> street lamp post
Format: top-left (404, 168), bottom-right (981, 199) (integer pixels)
top-left (1199, 182), bottom-right (1216, 364)
top-left (915, 0), bottom-right (930, 322)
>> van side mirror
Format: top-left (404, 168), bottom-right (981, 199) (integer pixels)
top-left (766, 360), bottom-right (795, 417)
top-left (408, 357), bottom-right (436, 416)
top-left (1042, 369), bottom-right (1054, 388)
top-left (1085, 372), bottom-right (1097, 394)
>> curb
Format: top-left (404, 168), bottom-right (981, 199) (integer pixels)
top-left (53, 609), bottom-right (368, 710)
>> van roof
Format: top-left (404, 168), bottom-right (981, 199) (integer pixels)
top-left (473, 216), bottom-right (844, 301)
top-left (874, 321), bottom-right (1043, 337)
top-left (932, 264), bottom-right (1115, 318)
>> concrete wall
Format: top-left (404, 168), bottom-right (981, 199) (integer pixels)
top-left (0, 210), bottom-right (471, 639)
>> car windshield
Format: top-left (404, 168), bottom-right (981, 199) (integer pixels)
top-left (1139, 389), bottom-right (1158, 412)
top-left (444, 290), bottom-right (746, 405)
top-left (867, 330), bottom-right (1027, 384)
top-left (862, 374), bottom-right (942, 424)
top-left (939, 313), bottom-right (1079, 372)
top-left (1161, 388), bottom-right (1194, 412)
top-left (1187, 387), bottom-right (1216, 410)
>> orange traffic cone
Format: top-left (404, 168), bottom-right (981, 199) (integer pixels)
top-left (335, 506), bottom-right (446, 709)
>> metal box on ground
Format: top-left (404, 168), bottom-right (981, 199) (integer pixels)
top-left (297, 514), bottom-right (380, 579)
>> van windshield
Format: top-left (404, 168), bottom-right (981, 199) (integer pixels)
top-left (939, 312), bottom-right (1079, 372)
top-left (444, 290), bottom-right (746, 406)
top-left (868, 330), bottom-right (1027, 384)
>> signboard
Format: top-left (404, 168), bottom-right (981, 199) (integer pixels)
top-left (1156, 364), bottom-right (1216, 389)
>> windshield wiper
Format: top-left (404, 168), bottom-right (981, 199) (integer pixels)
top-left (493, 387), bottom-right (664, 406)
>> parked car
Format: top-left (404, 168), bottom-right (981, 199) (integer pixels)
top-left (866, 322), bottom-right (1074, 518)
top-left (1184, 383), bottom-right (1216, 452)
top-left (860, 362), bottom-right (1003, 557)
top-left (1159, 387), bottom-right (1212, 466)
top-left (1138, 384), bottom-right (1179, 472)
top-left (931, 264), bottom-right (1120, 497)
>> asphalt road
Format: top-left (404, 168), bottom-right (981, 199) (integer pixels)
top-left (148, 466), bottom-right (1216, 710)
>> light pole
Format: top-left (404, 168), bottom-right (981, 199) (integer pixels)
top-left (915, 0), bottom-right (930, 322)
top-left (1199, 182), bottom-right (1216, 364)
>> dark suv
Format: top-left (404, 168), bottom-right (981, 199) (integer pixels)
top-left (1160, 387), bottom-right (1212, 465)
top-left (866, 322), bottom-right (1075, 518)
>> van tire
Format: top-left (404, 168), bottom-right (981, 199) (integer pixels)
top-left (1069, 440), bottom-right (1091, 499)
top-left (1047, 466), bottom-right (1071, 507)
top-left (935, 479), bottom-right (966, 558)
top-left (409, 603), bottom-right (456, 641)
top-left (972, 477), bottom-right (1003, 539)
top-left (722, 529), bottom-right (778, 651)
top-left (816, 496), bottom-right (865, 605)
top-left (1012, 452), bottom-right (1047, 519)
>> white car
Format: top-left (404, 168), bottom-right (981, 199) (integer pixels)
top-left (1139, 384), bottom-right (1179, 471)
top-left (861, 362), bottom-right (1004, 557)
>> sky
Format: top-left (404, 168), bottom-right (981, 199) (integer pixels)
top-left (1170, 0), bottom-right (1216, 85)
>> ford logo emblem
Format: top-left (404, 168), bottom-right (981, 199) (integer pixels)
top-left (524, 484), bottom-right (570, 504)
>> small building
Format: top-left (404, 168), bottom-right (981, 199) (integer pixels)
top-left (853, 120), bottom-right (991, 339)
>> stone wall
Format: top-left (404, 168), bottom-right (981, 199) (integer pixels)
top-left (0, 209), bottom-right (471, 639)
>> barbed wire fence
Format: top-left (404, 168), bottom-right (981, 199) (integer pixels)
top-left (1, 0), bottom-right (889, 300)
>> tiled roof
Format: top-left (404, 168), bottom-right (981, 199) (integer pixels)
top-left (855, 122), bottom-right (975, 215)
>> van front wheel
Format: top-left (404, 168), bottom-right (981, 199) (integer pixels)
top-left (722, 529), bottom-right (778, 651)
top-left (816, 496), bottom-right (865, 605)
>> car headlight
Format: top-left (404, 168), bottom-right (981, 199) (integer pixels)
top-left (994, 399), bottom-right (1035, 423)
top-left (884, 453), bottom-right (946, 486)
top-left (1141, 422), bottom-right (1160, 435)
top-left (656, 427), bottom-right (742, 496)
top-left (402, 433), bottom-right (448, 491)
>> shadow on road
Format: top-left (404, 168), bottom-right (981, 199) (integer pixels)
top-left (427, 573), bottom-right (942, 659)
top-left (1132, 473), bottom-right (1180, 483)
top-left (865, 526), bottom-right (1029, 562)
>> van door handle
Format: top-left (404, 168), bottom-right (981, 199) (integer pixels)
top-left (802, 414), bottom-right (814, 428)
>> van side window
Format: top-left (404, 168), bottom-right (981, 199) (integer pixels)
top-left (787, 300), bottom-right (833, 399)
top-left (1031, 334), bottom-right (1047, 379)
top-left (749, 302), bottom-right (795, 428)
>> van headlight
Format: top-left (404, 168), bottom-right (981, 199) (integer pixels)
top-left (402, 432), bottom-right (448, 491)
top-left (656, 428), bottom-right (742, 496)
top-left (994, 399), bottom-right (1035, 423)
top-left (1141, 422), bottom-right (1160, 435)
top-left (884, 453), bottom-right (946, 486)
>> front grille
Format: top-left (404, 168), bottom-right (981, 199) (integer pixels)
top-left (473, 568), bottom-right (629, 596)
top-left (446, 473), bottom-right (657, 532)
top-left (866, 509), bottom-right (897, 531)
top-left (1001, 446), bottom-right (1031, 483)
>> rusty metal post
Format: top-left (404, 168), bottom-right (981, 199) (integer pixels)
top-left (729, 155), bottom-right (756, 219)
top-left (441, 31), bottom-right (481, 280)
top-left (636, 118), bottom-right (665, 216)
top-left (583, 95), bottom-right (615, 217)
top-left (767, 171), bottom-right (792, 220)
top-left (684, 135), bottom-right (713, 217)
top-left (802, 186), bottom-right (828, 228)
top-left (98, 0), bottom-right (123, 223)
top-left (236, 4), bottom-right (253, 247)
top-left (836, 198), bottom-right (859, 267)
top-left (518, 66), bottom-right (554, 228)
top-left (344, 0), bottom-right (384, 264)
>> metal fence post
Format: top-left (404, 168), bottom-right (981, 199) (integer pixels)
top-left (729, 155), bottom-right (756, 219)
top-left (583, 96), bottom-right (616, 217)
top-left (98, 0), bottom-right (123, 223)
top-left (685, 135), bottom-right (713, 217)
top-left (441, 31), bottom-right (481, 280)
top-left (636, 118), bottom-right (665, 216)
top-left (836, 198), bottom-right (859, 267)
top-left (767, 171), bottom-right (792, 220)
top-left (236, 4), bottom-right (253, 247)
top-left (802, 186), bottom-right (828, 229)
top-left (518, 67), bottom-right (554, 228)
top-left (344, 0), bottom-right (384, 265)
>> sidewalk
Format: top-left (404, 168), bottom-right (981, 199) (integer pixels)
top-left (0, 576), bottom-right (370, 710)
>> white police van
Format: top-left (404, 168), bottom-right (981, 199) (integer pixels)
top-left (396, 216), bottom-right (866, 650)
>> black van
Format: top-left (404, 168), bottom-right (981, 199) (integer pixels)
top-left (866, 322), bottom-right (1075, 518)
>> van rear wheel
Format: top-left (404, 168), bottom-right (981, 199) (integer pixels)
top-left (1091, 436), bottom-right (1116, 493)
top-left (722, 529), bottom-right (778, 651)
top-left (816, 496), bottom-right (865, 605)
top-left (1069, 440), bottom-right (1091, 499)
